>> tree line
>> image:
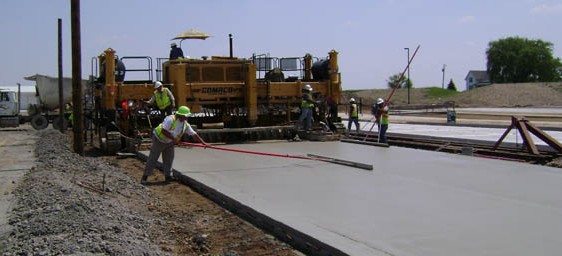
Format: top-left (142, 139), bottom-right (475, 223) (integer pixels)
top-left (386, 36), bottom-right (562, 91)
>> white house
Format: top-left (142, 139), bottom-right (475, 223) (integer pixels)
top-left (465, 70), bottom-right (491, 90)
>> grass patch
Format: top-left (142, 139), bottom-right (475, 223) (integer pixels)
top-left (425, 87), bottom-right (460, 98)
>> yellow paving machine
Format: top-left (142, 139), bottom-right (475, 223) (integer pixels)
top-left (89, 40), bottom-right (343, 152)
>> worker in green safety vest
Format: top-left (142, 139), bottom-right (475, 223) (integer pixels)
top-left (146, 81), bottom-right (176, 116)
top-left (347, 98), bottom-right (360, 134)
top-left (374, 98), bottom-right (389, 143)
top-left (141, 106), bottom-right (197, 185)
top-left (295, 84), bottom-right (316, 131)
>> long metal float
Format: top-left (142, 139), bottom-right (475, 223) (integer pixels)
top-left (177, 135), bottom-right (373, 171)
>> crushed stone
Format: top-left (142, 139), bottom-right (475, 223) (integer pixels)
top-left (2, 129), bottom-right (167, 255)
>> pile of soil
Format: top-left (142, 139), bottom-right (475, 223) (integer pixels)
top-left (346, 82), bottom-right (562, 107)
top-left (2, 130), bottom-right (299, 255)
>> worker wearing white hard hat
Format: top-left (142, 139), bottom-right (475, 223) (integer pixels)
top-left (142, 105), bottom-right (198, 185)
top-left (146, 81), bottom-right (176, 117)
top-left (347, 98), bottom-right (360, 134)
top-left (295, 84), bottom-right (316, 131)
top-left (169, 42), bottom-right (184, 60)
top-left (373, 97), bottom-right (389, 143)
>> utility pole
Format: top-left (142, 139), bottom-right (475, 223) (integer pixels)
top-left (58, 18), bottom-right (64, 133)
top-left (71, 0), bottom-right (84, 155)
top-left (404, 47), bottom-right (410, 104)
top-left (442, 64), bottom-right (446, 89)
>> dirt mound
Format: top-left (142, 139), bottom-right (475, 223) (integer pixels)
top-left (451, 83), bottom-right (562, 107)
top-left (345, 82), bottom-right (562, 107)
top-left (3, 130), bottom-right (299, 255)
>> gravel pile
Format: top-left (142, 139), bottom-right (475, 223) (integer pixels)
top-left (2, 130), bottom-right (167, 256)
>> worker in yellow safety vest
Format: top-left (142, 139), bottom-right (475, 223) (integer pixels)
top-left (374, 98), bottom-right (389, 143)
top-left (347, 98), bottom-right (360, 134)
top-left (295, 84), bottom-right (316, 131)
top-left (146, 81), bottom-right (176, 116)
top-left (141, 106), bottom-right (197, 185)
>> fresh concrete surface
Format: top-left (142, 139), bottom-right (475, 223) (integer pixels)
top-left (0, 125), bottom-right (37, 248)
top-left (154, 141), bottom-right (562, 256)
top-left (378, 122), bottom-right (562, 146)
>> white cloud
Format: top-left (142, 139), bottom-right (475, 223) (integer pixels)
top-left (458, 15), bottom-right (476, 24)
top-left (530, 3), bottom-right (562, 15)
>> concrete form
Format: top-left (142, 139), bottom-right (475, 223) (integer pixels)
top-left (144, 140), bottom-right (562, 256)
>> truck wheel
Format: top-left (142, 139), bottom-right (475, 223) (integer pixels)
top-left (52, 117), bottom-right (68, 130)
top-left (31, 115), bottom-right (49, 130)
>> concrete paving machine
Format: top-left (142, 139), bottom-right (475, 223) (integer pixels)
top-left (89, 46), bottom-right (344, 152)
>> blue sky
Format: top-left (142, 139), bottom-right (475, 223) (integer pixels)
top-left (1, 0), bottom-right (561, 92)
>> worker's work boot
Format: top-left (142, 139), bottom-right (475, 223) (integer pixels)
top-left (140, 175), bottom-right (148, 185)
top-left (292, 135), bottom-right (301, 142)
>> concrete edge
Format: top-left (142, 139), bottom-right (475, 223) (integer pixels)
top-left (136, 151), bottom-right (349, 256)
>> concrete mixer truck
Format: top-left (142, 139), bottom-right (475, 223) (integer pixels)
top-left (0, 74), bottom-right (85, 130)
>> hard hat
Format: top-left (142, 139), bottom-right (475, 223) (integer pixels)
top-left (377, 98), bottom-right (385, 104)
top-left (304, 84), bottom-right (313, 91)
top-left (154, 81), bottom-right (163, 89)
top-left (171, 42), bottom-right (177, 47)
top-left (350, 98), bottom-right (355, 103)
top-left (176, 106), bottom-right (191, 117)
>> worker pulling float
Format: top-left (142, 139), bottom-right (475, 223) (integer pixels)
top-left (89, 31), bottom-right (345, 152)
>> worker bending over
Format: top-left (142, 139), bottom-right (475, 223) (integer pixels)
top-left (141, 106), bottom-right (197, 185)
top-left (146, 81), bottom-right (176, 116)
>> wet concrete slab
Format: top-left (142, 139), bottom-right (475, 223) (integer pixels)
top-left (358, 121), bottom-right (562, 146)
top-left (147, 141), bottom-right (562, 255)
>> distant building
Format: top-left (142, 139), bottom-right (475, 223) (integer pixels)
top-left (465, 70), bottom-right (491, 90)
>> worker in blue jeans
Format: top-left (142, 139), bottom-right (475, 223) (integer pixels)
top-left (295, 84), bottom-right (316, 131)
top-left (347, 98), bottom-right (360, 134)
top-left (374, 98), bottom-right (389, 143)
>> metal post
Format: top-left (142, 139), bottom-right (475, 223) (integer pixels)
top-left (229, 34), bottom-right (233, 58)
top-left (442, 64), bottom-right (446, 89)
top-left (17, 83), bottom-right (21, 112)
top-left (58, 18), bottom-right (64, 133)
top-left (71, 0), bottom-right (84, 155)
top-left (404, 47), bottom-right (410, 104)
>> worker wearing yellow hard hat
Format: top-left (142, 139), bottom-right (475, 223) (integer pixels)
top-left (141, 106), bottom-right (197, 185)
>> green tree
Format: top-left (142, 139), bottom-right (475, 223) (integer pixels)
top-left (447, 79), bottom-right (457, 91)
top-left (387, 73), bottom-right (413, 88)
top-left (486, 37), bottom-right (562, 83)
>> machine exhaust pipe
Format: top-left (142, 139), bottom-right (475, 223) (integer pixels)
top-left (229, 33), bottom-right (233, 58)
